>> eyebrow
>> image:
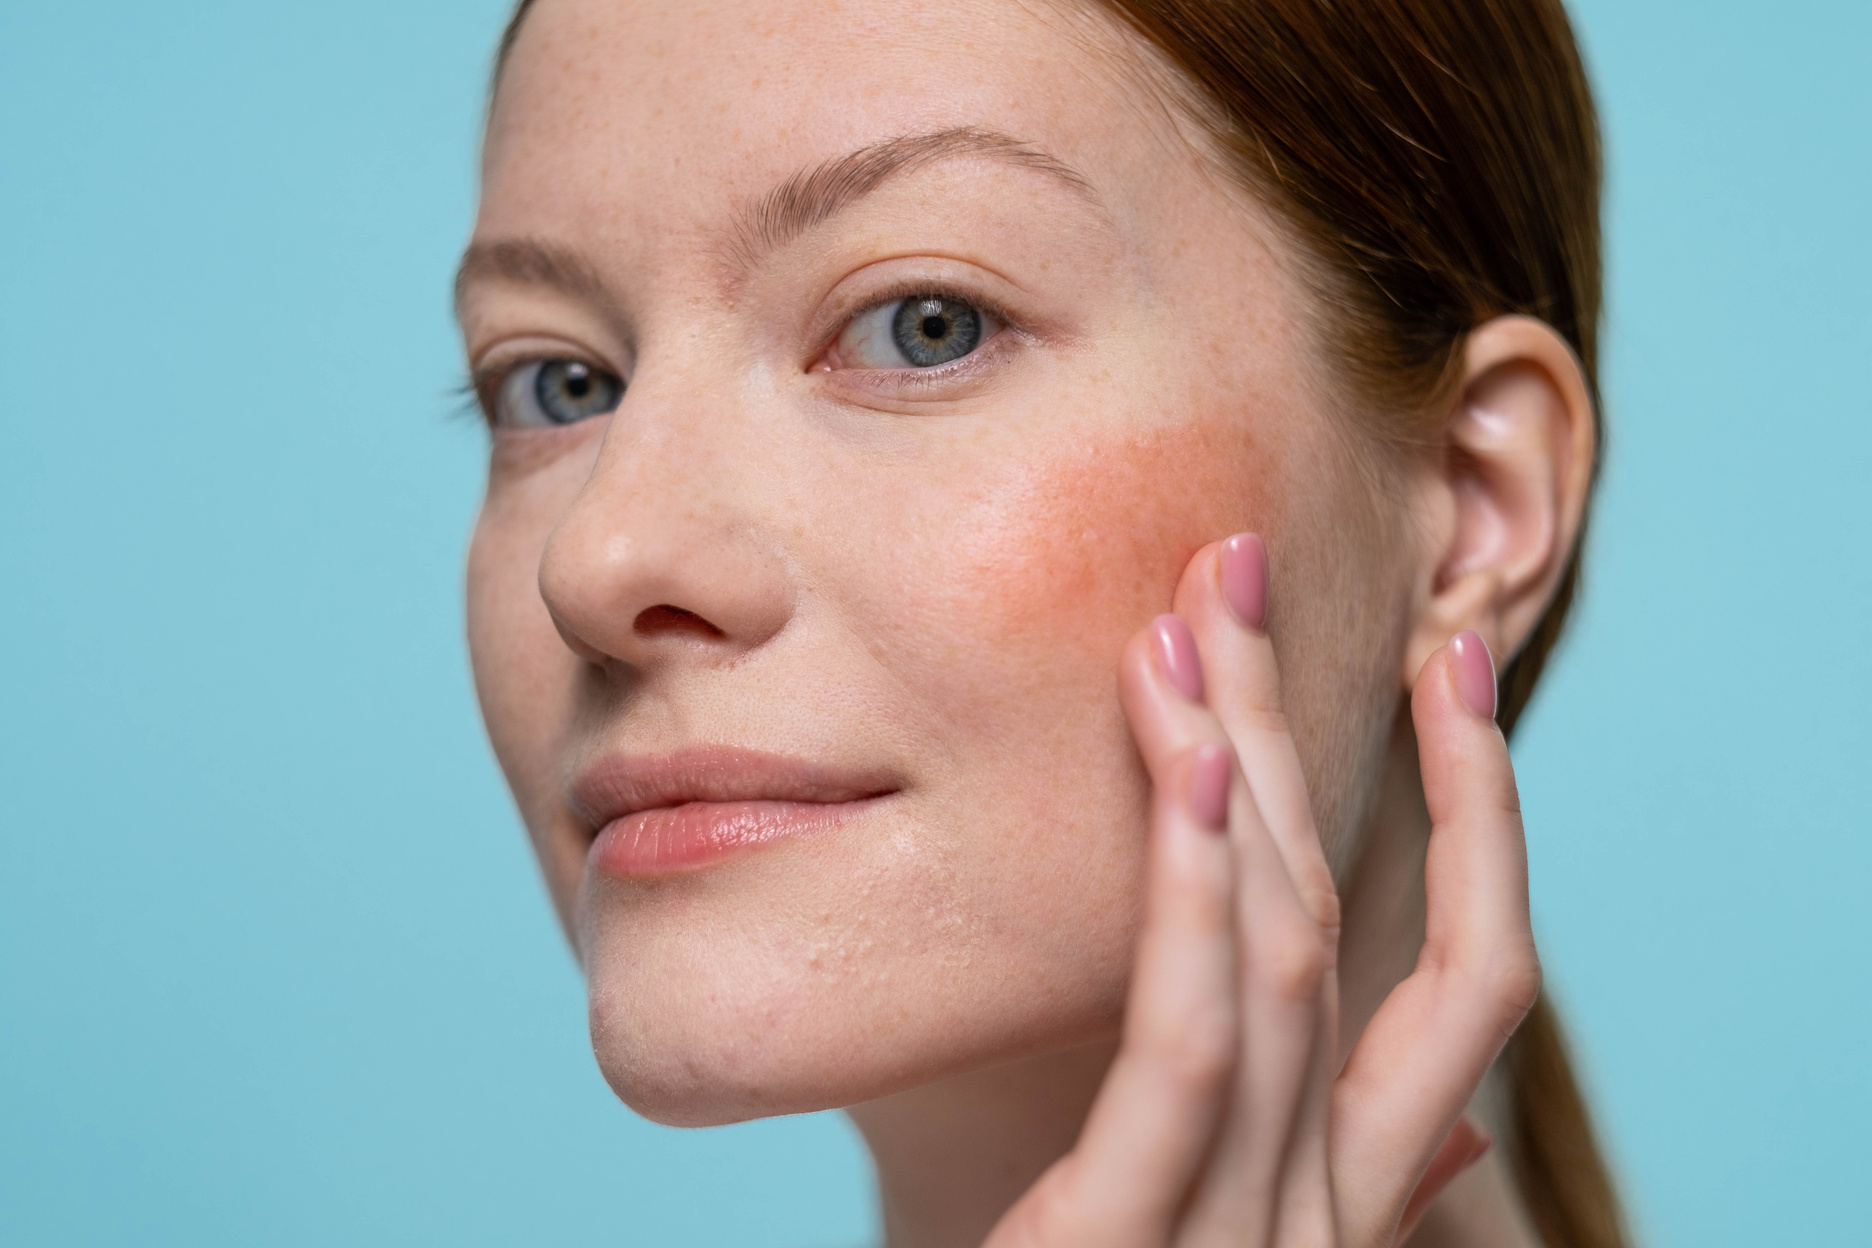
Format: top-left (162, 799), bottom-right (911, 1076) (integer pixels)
top-left (728, 126), bottom-right (1097, 267)
top-left (454, 126), bottom-right (1098, 313)
top-left (454, 238), bottom-right (610, 318)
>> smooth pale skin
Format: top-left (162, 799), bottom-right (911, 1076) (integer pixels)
top-left (457, 1), bottom-right (1596, 1245)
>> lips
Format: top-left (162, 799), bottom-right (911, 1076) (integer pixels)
top-left (572, 745), bottom-right (898, 877)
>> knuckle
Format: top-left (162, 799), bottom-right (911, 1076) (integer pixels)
top-left (1174, 1012), bottom-right (1240, 1090)
top-left (1242, 702), bottom-right (1290, 738)
top-left (1024, 1168), bottom-right (1087, 1243)
top-left (1299, 882), bottom-right (1342, 942)
top-left (997, 1166), bottom-right (1110, 1248)
top-left (1481, 943), bottom-right (1543, 1026)
top-left (1143, 1002), bottom-right (1237, 1092)
top-left (1253, 919), bottom-right (1330, 1003)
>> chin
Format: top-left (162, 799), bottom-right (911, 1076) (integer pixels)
top-left (575, 821), bottom-right (1135, 1126)
top-left (581, 929), bottom-right (877, 1125)
top-left (586, 989), bottom-right (849, 1128)
top-left (588, 973), bottom-right (1122, 1128)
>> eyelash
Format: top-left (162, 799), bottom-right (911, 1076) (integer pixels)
top-left (465, 362), bottom-right (519, 428)
top-left (820, 278), bottom-right (1024, 372)
top-left (450, 375), bottom-right (486, 424)
top-left (465, 353), bottom-right (616, 430)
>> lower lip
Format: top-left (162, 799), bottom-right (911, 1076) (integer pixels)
top-left (588, 798), bottom-right (880, 878)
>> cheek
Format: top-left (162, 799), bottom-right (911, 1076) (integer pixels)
top-left (466, 505), bottom-right (559, 786)
top-left (853, 402), bottom-right (1291, 961)
top-left (465, 436), bottom-right (605, 920)
top-left (920, 411), bottom-right (1287, 717)
top-left (829, 401), bottom-right (1299, 1035)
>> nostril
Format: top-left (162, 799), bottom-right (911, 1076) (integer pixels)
top-left (633, 604), bottom-right (727, 639)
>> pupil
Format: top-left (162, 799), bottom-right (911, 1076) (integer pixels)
top-left (533, 359), bottom-right (621, 424)
top-left (891, 295), bottom-right (981, 367)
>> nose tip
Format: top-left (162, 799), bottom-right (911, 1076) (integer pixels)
top-left (536, 480), bottom-right (794, 671)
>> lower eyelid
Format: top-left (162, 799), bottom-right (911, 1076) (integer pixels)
top-left (827, 323), bottom-right (1023, 397)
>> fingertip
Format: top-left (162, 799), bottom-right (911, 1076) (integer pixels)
top-left (1448, 631), bottom-right (1497, 720)
top-left (1412, 637), bottom-right (1497, 737)
top-left (1463, 1121), bottom-right (1495, 1170)
top-left (1399, 1115), bottom-right (1495, 1239)
top-left (1410, 638), bottom-right (1519, 835)
top-left (1115, 626), bottom-right (1206, 775)
top-left (1444, 1115), bottom-right (1493, 1170)
top-left (1150, 613), bottom-right (1205, 702)
top-left (1217, 532), bottom-right (1267, 630)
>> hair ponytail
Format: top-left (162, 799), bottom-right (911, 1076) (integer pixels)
top-left (1505, 994), bottom-right (1632, 1248)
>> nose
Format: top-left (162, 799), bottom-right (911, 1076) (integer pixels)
top-left (538, 396), bottom-right (795, 672)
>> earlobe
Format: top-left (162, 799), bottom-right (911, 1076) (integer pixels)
top-left (1402, 316), bottom-right (1596, 691)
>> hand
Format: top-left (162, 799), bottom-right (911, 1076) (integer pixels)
top-left (983, 534), bottom-right (1540, 1248)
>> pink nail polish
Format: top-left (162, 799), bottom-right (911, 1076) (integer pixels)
top-left (1450, 631), bottom-right (1497, 720)
top-left (1189, 745), bottom-right (1231, 831)
top-left (1150, 614), bottom-right (1205, 702)
top-left (1219, 533), bottom-right (1267, 629)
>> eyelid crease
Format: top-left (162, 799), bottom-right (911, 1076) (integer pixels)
top-left (469, 330), bottom-right (625, 388)
top-left (468, 330), bottom-right (626, 378)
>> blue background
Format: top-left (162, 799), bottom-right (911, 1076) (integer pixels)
top-left (2, 1), bottom-right (1866, 1243)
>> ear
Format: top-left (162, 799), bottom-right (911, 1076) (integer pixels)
top-left (1402, 315), bottom-right (1596, 691)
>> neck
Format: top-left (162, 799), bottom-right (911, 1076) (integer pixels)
top-left (847, 722), bottom-right (1535, 1248)
top-left (845, 1038), bottom-right (1116, 1248)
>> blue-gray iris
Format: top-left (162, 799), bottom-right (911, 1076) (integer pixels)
top-left (537, 359), bottom-right (623, 424)
top-left (891, 297), bottom-right (982, 367)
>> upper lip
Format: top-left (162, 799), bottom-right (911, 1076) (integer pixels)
top-left (569, 744), bottom-right (900, 830)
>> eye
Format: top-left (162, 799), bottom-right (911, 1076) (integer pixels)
top-left (493, 359), bottom-right (623, 428)
top-left (834, 295), bottom-right (1002, 369)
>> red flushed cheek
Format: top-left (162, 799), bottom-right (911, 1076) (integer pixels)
top-left (860, 399), bottom-right (1297, 959)
top-left (871, 402), bottom-right (1294, 795)
top-left (946, 414), bottom-right (1285, 665)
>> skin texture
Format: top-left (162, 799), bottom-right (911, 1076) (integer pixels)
top-left (458, 1), bottom-right (1596, 1244)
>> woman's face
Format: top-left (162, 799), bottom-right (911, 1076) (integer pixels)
top-left (462, 0), bottom-right (1408, 1125)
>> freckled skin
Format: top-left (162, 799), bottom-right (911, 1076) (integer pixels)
top-left (463, 0), bottom-right (1410, 1127)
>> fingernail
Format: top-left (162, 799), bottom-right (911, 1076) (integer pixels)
top-left (1189, 745), bottom-right (1231, 831)
top-left (1450, 631), bottom-right (1497, 720)
top-left (1150, 614), bottom-right (1205, 701)
top-left (1219, 532), bottom-right (1267, 629)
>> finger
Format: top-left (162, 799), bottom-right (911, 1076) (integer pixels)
top-left (1394, 1117), bottom-right (1493, 1244)
top-left (1199, 788), bottom-right (1340, 1248)
top-left (1179, 779), bottom-right (1332, 1248)
top-left (1172, 537), bottom-right (1342, 1245)
top-left (1003, 741), bottom-right (1239, 1248)
top-left (1120, 616), bottom-right (1335, 1247)
top-left (1172, 535), bottom-right (1339, 939)
top-left (1330, 635), bottom-right (1541, 1247)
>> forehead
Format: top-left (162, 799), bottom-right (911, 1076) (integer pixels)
top-left (480, 0), bottom-right (1196, 240)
